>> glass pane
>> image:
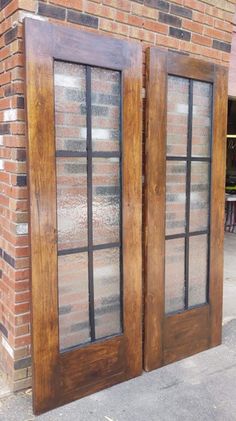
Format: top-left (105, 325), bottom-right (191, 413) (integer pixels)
top-left (165, 238), bottom-right (185, 313)
top-left (189, 235), bottom-right (208, 306)
top-left (94, 248), bottom-right (121, 339)
top-left (91, 68), bottom-right (120, 152)
top-left (58, 253), bottom-right (90, 351)
top-left (56, 157), bottom-right (87, 251)
top-left (93, 158), bottom-right (120, 245)
top-left (167, 76), bottom-right (189, 157)
top-left (192, 81), bottom-right (212, 158)
top-left (54, 61), bottom-right (87, 152)
top-left (166, 161), bottom-right (186, 236)
top-left (55, 63), bottom-right (123, 348)
top-left (190, 162), bottom-right (210, 232)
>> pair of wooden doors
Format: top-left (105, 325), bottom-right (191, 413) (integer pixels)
top-left (25, 19), bottom-right (227, 414)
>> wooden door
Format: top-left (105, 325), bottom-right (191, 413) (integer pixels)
top-left (25, 19), bottom-right (142, 414)
top-left (144, 47), bottom-right (228, 371)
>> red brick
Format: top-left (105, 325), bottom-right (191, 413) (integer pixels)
top-left (102, 0), bottom-right (131, 12)
top-left (156, 34), bottom-right (180, 50)
top-left (0, 172), bottom-right (10, 183)
top-left (18, 0), bottom-right (37, 12)
top-left (205, 5), bottom-right (231, 21)
top-left (128, 14), bottom-right (144, 27)
top-left (50, 0), bottom-right (83, 9)
top-left (14, 324), bottom-right (30, 336)
top-left (222, 51), bottom-right (230, 62)
top-left (15, 280), bottom-right (30, 292)
top-left (84, 2), bottom-right (101, 16)
top-left (4, 161), bottom-right (26, 173)
top-left (0, 46), bottom-right (11, 61)
top-left (0, 194), bottom-right (9, 207)
top-left (14, 257), bottom-right (30, 269)
top-left (129, 26), bottom-right (144, 40)
top-left (204, 26), bottom-right (232, 43)
top-left (14, 334), bottom-right (31, 347)
top-left (183, 0), bottom-right (205, 13)
top-left (115, 10), bottom-right (128, 23)
top-left (131, 2), bottom-right (144, 17)
top-left (182, 18), bottom-right (203, 34)
top-left (10, 39), bottom-right (23, 55)
top-left (15, 291), bottom-right (30, 304)
top-left (0, 72), bottom-right (11, 86)
top-left (193, 11), bottom-right (214, 27)
top-left (9, 198), bottom-right (28, 212)
top-left (14, 246), bottom-right (29, 258)
top-left (3, 135), bottom-right (26, 148)
top-left (100, 19), bottom-right (129, 36)
top-left (192, 33), bottom-right (212, 47)
top-left (215, 18), bottom-right (233, 33)
top-left (14, 313), bottom-right (30, 326)
top-left (0, 98), bottom-right (11, 110)
top-left (10, 122), bottom-right (25, 135)
top-left (5, 54), bottom-right (24, 71)
top-left (142, 30), bottom-right (155, 44)
top-left (15, 269), bottom-right (30, 282)
top-left (144, 20), bottom-right (168, 35)
top-left (3, 0), bottom-right (18, 19)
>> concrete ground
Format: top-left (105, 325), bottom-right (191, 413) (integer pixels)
top-left (0, 232), bottom-right (236, 421)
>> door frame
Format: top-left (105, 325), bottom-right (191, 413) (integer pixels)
top-left (144, 47), bottom-right (228, 371)
top-left (25, 18), bottom-right (142, 414)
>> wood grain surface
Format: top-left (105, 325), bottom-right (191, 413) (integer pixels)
top-left (144, 47), bottom-right (228, 371)
top-left (25, 18), bottom-right (142, 414)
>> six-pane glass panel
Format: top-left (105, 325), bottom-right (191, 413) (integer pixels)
top-left (165, 76), bottom-right (212, 314)
top-left (54, 61), bottom-right (122, 351)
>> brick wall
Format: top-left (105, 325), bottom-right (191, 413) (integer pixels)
top-left (0, 0), bottom-right (235, 392)
top-left (229, 5), bottom-right (236, 96)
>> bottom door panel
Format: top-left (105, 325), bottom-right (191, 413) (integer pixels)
top-left (58, 337), bottom-right (125, 407)
top-left (163, 306), bottom-right (210, 365)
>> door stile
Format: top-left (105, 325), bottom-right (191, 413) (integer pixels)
top-left (144, 49), bottom-right (167, 371)
top-left (122, 60), bottom-right (143, 379)
top-left (24, 22), bottom-right (60, 411)
top-left (209, 65), bottom-right (228, 347)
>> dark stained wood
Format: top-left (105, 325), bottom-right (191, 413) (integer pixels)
top-left (24, 22), bottom-right (59, 412)
top-left (52, 23), bottom-right (134, 70)
top-left (167, 52), bottom-right (215, 82)
top-left (144, 48), bottom-right (167, 371)
top-left (164, 305), bottom-right (210, 364)
top-left (25, 18), bottom-right (142, 414)
top-left (122, 48), bottom-right (143, 379)
top-left (209, 65), bottom-right (228, 347)
top-left (144, 47), bottom-right (228, 371)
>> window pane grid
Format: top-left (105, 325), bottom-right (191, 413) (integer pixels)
top-left (166, 229), bottom-right (209, 241)
top-left (58, 242), bottom-right (121, 256)
top-left (86, 65), bottom-right (95, 341)
top-left (166, 156), bottom-right (211, 162)
top-left (56, 151), bottom-right (121, 158)
top-left (55, 61), bottom-right (123, 350)
top-left (165, 76), bottom-right (213, 314)
top-left (184, 78), bottom-right (193, 309)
